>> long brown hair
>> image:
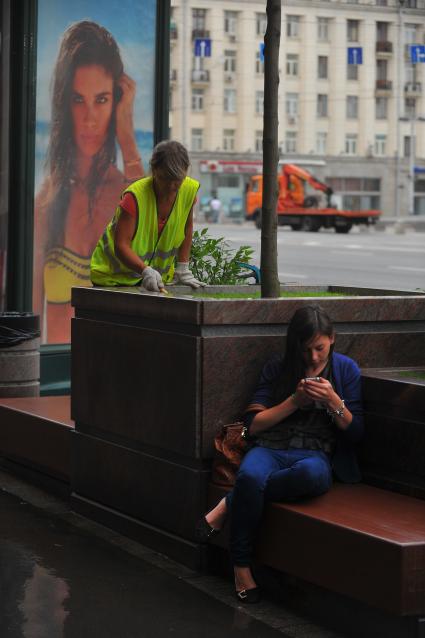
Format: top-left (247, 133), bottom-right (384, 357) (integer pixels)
top-left (275, 305), bottom-right (335, 401)
top-left (44, 21), bottom-right (124, 250)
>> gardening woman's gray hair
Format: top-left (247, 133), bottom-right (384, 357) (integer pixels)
top-left (150, 140), bottom-right (190, 181)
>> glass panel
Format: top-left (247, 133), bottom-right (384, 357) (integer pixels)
top-left (0, 2), bottom-right (10, 311)
top-left (363, 179), bottom-right (380, 192)
top-left (34, 1), bottom-right (156, 343)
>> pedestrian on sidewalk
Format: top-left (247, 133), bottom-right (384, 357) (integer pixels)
top-left (207, 193), bottom-right (222, 224)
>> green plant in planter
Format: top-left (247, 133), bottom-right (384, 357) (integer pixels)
top-left (189, 228), bottom-right (254, 285)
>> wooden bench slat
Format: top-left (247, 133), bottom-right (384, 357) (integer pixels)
top-left (278, 483), bottom-right (425, 544)
top-left (208, 482), bottom-right (425, 615)
top-left (0, 396), bottom-right (74, 427)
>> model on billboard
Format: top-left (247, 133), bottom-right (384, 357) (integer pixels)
top-left (91, 140), bottom-right (204, 292)
top-left (33, 21), bottom-right (144, 343)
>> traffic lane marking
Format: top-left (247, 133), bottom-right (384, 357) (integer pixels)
top-left (388, 266), bottom-right (425, 273)
top-left (330, 250), bottom-right (374, 258)
top-left (278, 272), bottom-right (307, 279)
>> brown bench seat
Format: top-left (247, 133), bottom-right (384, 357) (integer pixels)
top-left (0, 396), bottom-right (73, 490)
top-left (208, 481), bottom-right (425, 616)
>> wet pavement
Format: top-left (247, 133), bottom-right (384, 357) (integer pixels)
top-left (0, 491), bottom-right (283, 638)
top-left (0, 472), bottom-right (346, 638)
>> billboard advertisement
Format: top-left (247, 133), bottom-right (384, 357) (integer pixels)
top-left (33, 0), bottom-right (156, 343)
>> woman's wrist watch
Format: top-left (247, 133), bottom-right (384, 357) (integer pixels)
top-left (241, 426), bottom-right (249, 440)
top-left (327, 399), bottom-right (345, 418)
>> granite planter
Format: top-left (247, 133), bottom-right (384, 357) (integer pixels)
top-left (361, 367), bottom-right (425, 500)
top-left (70, 284), bottom-right (425, 567)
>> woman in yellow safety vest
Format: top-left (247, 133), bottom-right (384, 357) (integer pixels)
top-left (91, 140), bottom-right (204, 291)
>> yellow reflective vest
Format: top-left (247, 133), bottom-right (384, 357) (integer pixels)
top-left (90, 176), bottom-right (199, 286)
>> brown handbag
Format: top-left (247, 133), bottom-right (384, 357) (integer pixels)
top-left (211, 422), bottom-right (250, 487)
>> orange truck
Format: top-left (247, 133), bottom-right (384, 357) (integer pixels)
top-left (245, 164), bottom-right (381, 233)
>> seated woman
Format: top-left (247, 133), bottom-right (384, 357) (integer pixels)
top-left (197, 304), bottom-right (364, 603)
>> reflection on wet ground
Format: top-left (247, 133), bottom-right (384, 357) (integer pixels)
top-left (0, 489), bottom-right (284, 638)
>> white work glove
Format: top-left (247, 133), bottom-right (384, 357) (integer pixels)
top-left (140, 266), bottom-right (164, 292)
top-left (173, 262), bottom-right (204, 289)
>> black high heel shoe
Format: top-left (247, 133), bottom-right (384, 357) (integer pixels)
top-left (235, 587), bottom-right (261, 604)
top-left (195, 517), bottom-right (220, 542)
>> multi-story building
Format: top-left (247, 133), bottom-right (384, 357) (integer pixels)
top-left (170, 0), bottom-right (425, 217)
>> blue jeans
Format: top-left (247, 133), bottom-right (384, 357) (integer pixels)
top-left (226, 446), bottom-right (333, 566)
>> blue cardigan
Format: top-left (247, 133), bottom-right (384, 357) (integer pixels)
top-left (243, 351), bottom-right (364, 483)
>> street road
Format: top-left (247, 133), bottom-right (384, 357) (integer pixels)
top-left (195, 222), bottom-right (425, 291)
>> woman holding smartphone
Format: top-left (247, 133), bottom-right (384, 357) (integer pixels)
top-left (197, 305), bottom-right (364, 603)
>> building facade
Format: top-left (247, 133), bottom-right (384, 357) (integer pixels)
top-left (170, 0), bottom-right (425, 217)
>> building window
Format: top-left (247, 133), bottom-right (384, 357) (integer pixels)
top-left (347, 63), bottom-right (358, 80)
top-left (287, 15), bottom-right (300, 38)
top-left (376, 0), bottom-right (387, 5)
top-left (224, 50), bottom-right (236, 73)
top-left (318, 56), bottom-right (328, 80)
top-left (405, 97), bottom-right (416, 119)
top-left (404, 23), bottom-right (417, 44)
top-left (376, 22), bottom-right (388, 41)
top-left (376, 59), bottom-right (388, 81)
top-left (404, 136), bottom-right (412, 158)
top-left (317, 94), bottom-right (328, 118)
top-left (224, 11), bottom-right (237, 35)
top-left (374, 135), bottom-right (387, 156)
top-left (191, 88), bottom-right (204, 111)
top-left (191, 128), bottom-right (203, 151)
top-left (255, 91), bottom-right (264, 115)
top-left (405, 64), bottom-right (418, 84)
top-left (286, 54), bottom-right (299, 77)
top-left (255, 130), bottom-right (262, 153)
top-left (405, 1), bottom-right (417, 9)
top-left (347, 96), bottom-right (358, 119)
top-left (345, 134), bottom-right (357, 155)
top-left (224, 89), bottom-right (236, 113)
top-left (347, 19), bottom-right (359, 43)
top-left (192, 55), bottom-right (205, 71)
top-left (285, 93), bottom-right (299, 117)
top-left (317, 17), bottom-right (330, 42)
top-left (223, 129), bottom-right (235, 151)
top-left (316, 132), bottom-right (327, 155)
top-left (285, 131), bottom-right (297, 153)
top-left (375, 97), bottom-right (388, 119)
top-left (255, 51), bottom-right (264, 74)
top-left (326, 177), bottom-right (381, 211)
top-left (256, 13), bottom-right (267, 37)
top-left (192, 8), bottom-right (206, 31)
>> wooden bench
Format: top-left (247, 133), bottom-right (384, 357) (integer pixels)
top-left (207, 372), bottom-right (425, 634)
top-left (0, 396), bottom-right (73, 494)
top-left (208, 482), bottom-right (425, 616)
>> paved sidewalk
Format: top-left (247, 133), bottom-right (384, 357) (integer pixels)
top-left (0, 471), bottom-right (346, 638)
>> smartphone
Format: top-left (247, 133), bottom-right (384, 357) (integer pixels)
top-left (304, 376), bottom-right (321, 382)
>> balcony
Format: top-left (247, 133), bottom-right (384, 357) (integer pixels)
top-left (191, 69), bottom-right (210, 84)
top-left (376, 41), bottom-right (393, 57)
top-left (375, 79), bottom-right (392, 95)
top-left (405, 82), bottom-right (422, 97)
top-left (224, 72), bottom-right (236, 84)
top-left (192, 28), bottom-right (210, 40)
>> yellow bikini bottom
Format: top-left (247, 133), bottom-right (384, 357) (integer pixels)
top-left (43, 246), bottom-right (91, 304)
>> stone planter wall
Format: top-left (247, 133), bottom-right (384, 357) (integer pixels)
top-left (70, 285), bottom-right (425, 567)
top-left (361, 368), bottom-right (425, 500)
